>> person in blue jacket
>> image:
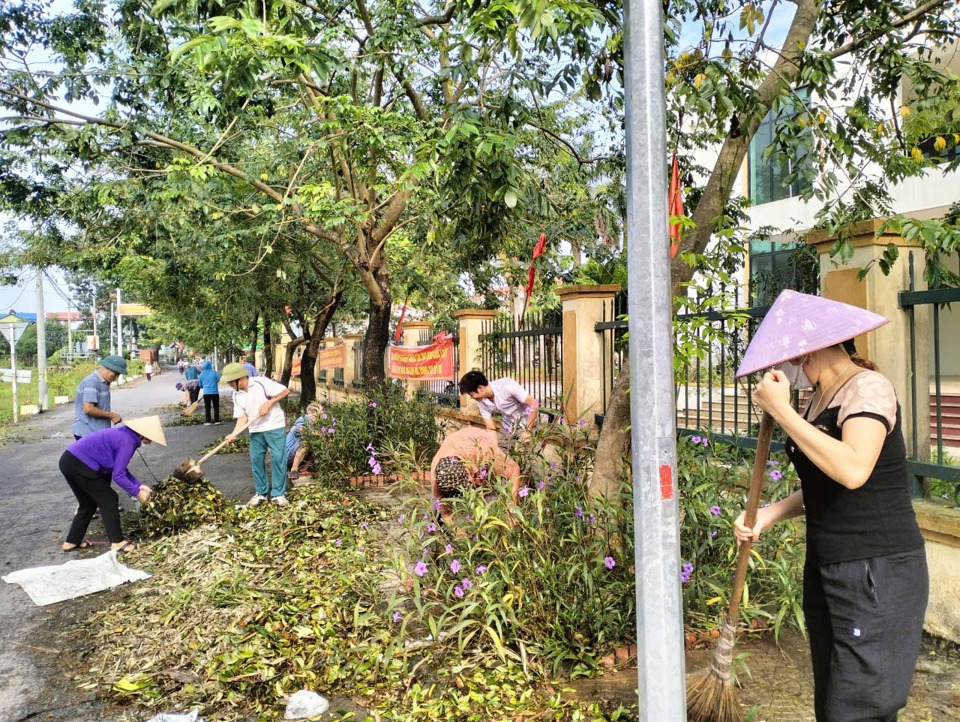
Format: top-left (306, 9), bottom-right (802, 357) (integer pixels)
top-left (198, 360), bottom-right (222, 425)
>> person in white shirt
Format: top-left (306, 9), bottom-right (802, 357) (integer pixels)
top-left (458, 370), bottom-right (539, 448)
top-left (221, 362), bottom-right (291, 507)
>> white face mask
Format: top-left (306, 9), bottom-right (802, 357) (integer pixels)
top-left (776, 357), bottom-right (812, 390)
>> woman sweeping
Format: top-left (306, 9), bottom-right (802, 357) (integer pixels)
top-left (60, 415), bottom-right (167, 553)
top-left (733, 290), bottom-right (927, 722)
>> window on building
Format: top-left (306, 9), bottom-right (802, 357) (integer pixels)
top-left (748, 90), bottom-right (814, 204)
top-left (749, 240), bottom-right (819, 306)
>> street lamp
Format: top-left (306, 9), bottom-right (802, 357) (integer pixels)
top-left (0, 313), bottom-right (32, 424)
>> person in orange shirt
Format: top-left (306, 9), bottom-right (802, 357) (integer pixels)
top-left (430, 426), bottom-right (522, 526)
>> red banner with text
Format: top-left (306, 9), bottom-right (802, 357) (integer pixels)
top-left (318, 344), bottom-right (346, 370)
top-left (388, 338), bottom-right (455, 381)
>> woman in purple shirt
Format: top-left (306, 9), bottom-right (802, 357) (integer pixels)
top-left (60, 416), bottom-right (167, 553)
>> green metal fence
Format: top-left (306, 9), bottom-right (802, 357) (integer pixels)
top-left (899, 252), bottom-right (960, 502)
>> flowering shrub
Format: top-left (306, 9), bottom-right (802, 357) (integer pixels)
top-left (389, 422), bottom-right (635, 678)
top-left (678, 434), bottom-right (805, 639)
top-left (303, 382), bottom-right (441, 483)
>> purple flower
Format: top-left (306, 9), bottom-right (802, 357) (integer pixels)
top-left (604, 556), bottom-right (615, 570)
top-left (588, 514), bottom-right (596, 524)
top-left (479, 467), bottom-right (487, 479)
top-left (770, 469), bottom-right (783, 481)
top-left (549, 461), bottom-right (558, 469)
top-left (370, 402), bottom-right (378, 408)
top-left (334, 538), bottom-right (342, 546)
top-left (393, 611), bottom-right (402, 622)
top-left (372, 463), bottom-right (382, 475)
top-left (681, 570), bottom-right (690, 583)
top-left (450, 559), bottom-right (461, 574)
top-left (578, 419), bottom-right (586, 426)
top-left (710, 505), bottom-right (721, 516)
top-left (434, 500), bottom-right (442, 510)
top-left (691, 435), bottom-right (701, 444)
top-left (683, 562), bottom-right (694, 575)
top-left (320, 427), bottom-right (328, 433)
top-left (475, 564), bottom-right (488, 575)
top-left (461, 578), bottom-right (472, 589)
top-left (414, 560), bottom-right (428, 577)
top-left (575, 475), bottom-right (582, 482)
top-left (702, 439), bottom-right (710, 447)
top-left (427, 523), bottom-right (436, 532)
top-left (327, 428), bottom-right (335, 434)
top-left (366, 443), bottom-right (375, 452)
top-left (711, 530), bottom-right (718, 538)
top-left (766, 460), bottom-right (779, 467)
top-left (538, 480), bottom-right (546, 490)
top-left (575, 507), bottom-right (583, 519)
top-left (454, 586), bottom-right (464, 598)
top-left (445, 543), bottom-right (453, 554)
top-left (519, 486), bottom-right (530, 498)
top-left (322, 413), bottom-right (328, 420)
top-left (360, 522), bottom-right (369, 530)
top-left (397, 514), bottom-right (406, 524)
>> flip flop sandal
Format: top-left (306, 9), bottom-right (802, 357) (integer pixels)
top-left (112, 541), bottom-right (136, 554)
top-left (62, 540), bottom-right (94, 552)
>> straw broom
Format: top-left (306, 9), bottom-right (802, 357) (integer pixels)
top-left (687, 411), bottom-right (775, 722)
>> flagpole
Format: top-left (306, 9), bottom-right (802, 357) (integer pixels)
top-left (624, 0), bottom-right (686, 717)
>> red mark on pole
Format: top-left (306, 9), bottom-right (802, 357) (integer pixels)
top-left (659, 464), bottom-right (673, 500)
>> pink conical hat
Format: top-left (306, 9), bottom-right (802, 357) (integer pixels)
top-left (735, 290), bottom-right (889, 378)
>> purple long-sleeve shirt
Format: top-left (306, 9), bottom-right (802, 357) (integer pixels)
top-left (66, 426), bottom-right (145, 497)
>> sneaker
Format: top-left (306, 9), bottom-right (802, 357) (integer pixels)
top-left (246, 494), bottom-right (267, 507)
top-left (271, 495), bottom-right (290, 507)
top-left (204, 422), bottom-right (212, 426)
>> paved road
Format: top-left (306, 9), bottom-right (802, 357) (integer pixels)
top-left (0, 369), bottom-right (252, 722)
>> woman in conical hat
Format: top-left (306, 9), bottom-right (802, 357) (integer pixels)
top-left (59, 416), bottom-right (167, 554)
top-left (733, 290), bottom-right (928, 722)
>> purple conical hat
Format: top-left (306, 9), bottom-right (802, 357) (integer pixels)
top-left (735, 290), bottom-right (889, 378)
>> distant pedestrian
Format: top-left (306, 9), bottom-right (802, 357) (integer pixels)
top-left (197, 360), bottom-right (222, 425)
top-left (60, 416), bottom-right (166, 554)
top-left (243, 356), bottom-right (259, 377)
top-left (221, 362), bottom-right (291, 507)
top-left (184, 362), bottom-right (199, 383)
top-left (144, 361), bottom-right (154, 381)
top-left (177, 358), bottom-right (186, 375)
top-left (72, 355), bottom-right (127, 440)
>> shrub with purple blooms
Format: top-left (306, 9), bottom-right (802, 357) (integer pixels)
top-left (389, 422), bottom-right (634, 678)
top-left (677, 434), bottom-right (805, 639)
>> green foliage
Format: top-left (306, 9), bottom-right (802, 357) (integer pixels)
top-left (137, 474), bottom-right (235, 537)
top-left (303, 384), bottom-right (441, 483)
top-left (677, 436), bottom-right (806, 641)
top-left (390, 425), bottom-right (634, 679)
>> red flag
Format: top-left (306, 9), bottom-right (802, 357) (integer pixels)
top-left (669, 155), bottom-right (683, 259)
top-left (392, 295), bottom-right (409, 344)
top-left (524, 233), bottom-right (547, 298)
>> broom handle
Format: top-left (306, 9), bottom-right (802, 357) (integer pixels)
top-left (196, 417), bottom-right (255, 465)
top-left (725, 411), bottom-right (775, 627)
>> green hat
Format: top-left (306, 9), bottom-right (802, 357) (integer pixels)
top-left (100, 355), bottom-right (128, 374)
top-left (220, 362), bottom-right (249, 384)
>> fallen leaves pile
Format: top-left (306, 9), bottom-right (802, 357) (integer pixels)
top-left (73, 484), bottom-right (634, 721)
top-left (138, 475), bottom-right (236, 538)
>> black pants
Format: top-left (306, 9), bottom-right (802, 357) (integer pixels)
top-left (804, 548), bottom-right (928, 722)
top-left (60, 451), bottom-right (124, 544)
top-left (188, 386), bottom-right (200, 404)
top-left (203, 393), bottom-right (220, 423)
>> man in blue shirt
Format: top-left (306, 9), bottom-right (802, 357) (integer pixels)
top-left (72, 355), bottom-right (127, 440)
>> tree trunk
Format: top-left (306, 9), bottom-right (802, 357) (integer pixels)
top-left (279, 336), bottom-right (304, 387)
top-left (364, 290), bottom-right (392, 388)
top-left (263, 314), bottom-right (273, 378)
top-left (587, 0), bottom-right (820, 501)
top-left (298, 291), bottom-right (342, 408)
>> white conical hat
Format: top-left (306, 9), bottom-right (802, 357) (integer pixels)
top-left (124, 416), bottom-right (168, 446)
top-left (735, 290), bottom-right (889, 377)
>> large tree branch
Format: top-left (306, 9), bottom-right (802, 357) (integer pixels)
top-left (825, 0), bottom-right (952, 61)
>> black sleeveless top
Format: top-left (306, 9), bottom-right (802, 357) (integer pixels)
top-left (785, 385), bottom-right (924, 566)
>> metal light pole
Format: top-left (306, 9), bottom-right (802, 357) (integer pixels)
top-left (624, 0), bottom-right (686, 718)
top-left (35, 271), bottom-right (48, 411)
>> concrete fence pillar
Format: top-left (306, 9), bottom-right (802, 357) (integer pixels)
top-left (455, 309), bottom-right (498, 416)
top-left (343, 333), bottom-right (363, 390)
top-left (556, 284), bottom-right (621, 427)
top-left (399, 322), bottom-right (433, 398)
top-left (806, 220), bottom-right (930, 458)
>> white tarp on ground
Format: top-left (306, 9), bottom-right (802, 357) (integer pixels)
top-left (2, 549), bottom-right (150, 606)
